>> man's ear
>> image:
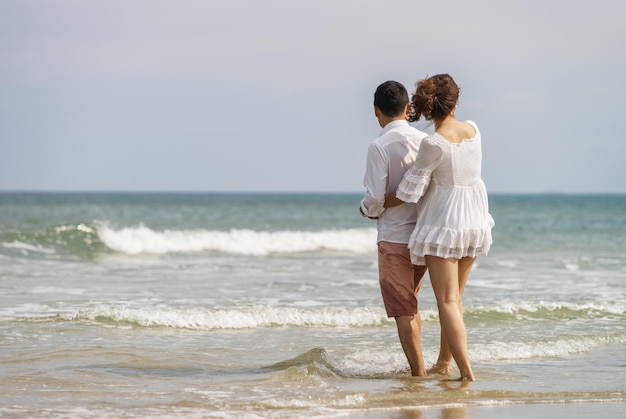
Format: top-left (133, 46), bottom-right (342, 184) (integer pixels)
top-left (374, 107), bottom-right (380, 117)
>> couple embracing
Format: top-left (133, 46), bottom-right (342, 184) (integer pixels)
top-left (359, 75), bottom-right (495, 381)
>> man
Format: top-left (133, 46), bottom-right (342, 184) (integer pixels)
top-left (360, 80), bottom-right (428, 376)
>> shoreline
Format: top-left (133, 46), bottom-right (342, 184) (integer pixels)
top-left (344, 400), bottom-right (626, 419)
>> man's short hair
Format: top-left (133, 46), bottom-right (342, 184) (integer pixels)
top-left (374, 81), bottom-right (409, 117)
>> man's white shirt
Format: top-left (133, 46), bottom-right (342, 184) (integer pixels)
top-left (360, 120), bottom-right (428, 244)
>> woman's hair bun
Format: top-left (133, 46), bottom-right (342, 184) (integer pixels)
top-left (408, 74), bottom-right (459, 122)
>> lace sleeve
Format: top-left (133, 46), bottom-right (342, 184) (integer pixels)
top-left (396, 137), bottom-right (444, 203)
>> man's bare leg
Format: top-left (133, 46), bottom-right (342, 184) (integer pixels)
top-left (395, 314), bottom-right (426, 376)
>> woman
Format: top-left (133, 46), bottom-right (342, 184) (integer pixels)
top-left (385, 74), bottom-right (494, 381)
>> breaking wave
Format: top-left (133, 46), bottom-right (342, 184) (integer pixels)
top-left (0, 222), bottom-right (378, 257)
top-left (97, 224), bottom-right (377, 256)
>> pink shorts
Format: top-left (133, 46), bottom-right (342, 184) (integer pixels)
top-left (378, 241), bottom-right (427, 318)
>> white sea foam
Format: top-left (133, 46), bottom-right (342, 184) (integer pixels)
top-left (60, 305), bottom-right (393, 329)
top-left (327, 335), bottom-right (626, 378)
top-left (1, 240), bottom-right (55, 254)
top-left (37, 300), bottom-right (626, 329)
top-left (331, 348), bottom-right (415, 377)
top-left (471, 300), bottom-right (626, 316)
top-left (470, 335), bottom-right (625, 362)
top-left (30, 286), bottom-right (86, 296)
top-left (0, 303), bottom-right (56, 320)
top-left (96, 224), bottom-right (377, 255)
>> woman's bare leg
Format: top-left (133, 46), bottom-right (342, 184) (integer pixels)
top-left (429, 257), bottom-right (473, 375)
top-left (429, 330), bottom-right (451, 375)
top-left (426, 255), bottom-right (475, 381)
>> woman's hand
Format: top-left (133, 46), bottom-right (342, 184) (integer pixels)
top-left (384, 192), bottom-right (404, 208)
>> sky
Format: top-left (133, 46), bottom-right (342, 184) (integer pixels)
top-left (1, 0), bottom-right (625, 194)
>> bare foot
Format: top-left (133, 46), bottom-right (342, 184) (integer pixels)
top-left (427, 362), bottom-right (451, 375)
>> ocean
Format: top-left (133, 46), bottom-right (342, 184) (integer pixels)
top-left (0, 192), bottom-right (624, 418)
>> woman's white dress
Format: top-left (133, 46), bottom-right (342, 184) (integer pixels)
top-left (396, 120), bottom-right (494, 265)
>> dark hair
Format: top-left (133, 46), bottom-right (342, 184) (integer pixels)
top-left (407, 74), bottom-right (460, 122)
top-left (373, 80), bottom-right (409, 117)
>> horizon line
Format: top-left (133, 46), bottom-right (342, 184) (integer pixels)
top-left (1, 189), bottom-right (625, 196)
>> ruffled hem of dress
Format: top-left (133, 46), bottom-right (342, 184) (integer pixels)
top-left (407, 223), bottom-right (494, 265)
top-left (396, 172), bottom-right (430, 203)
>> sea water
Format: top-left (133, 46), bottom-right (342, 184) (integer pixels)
top-left (0, 192), bottom-right (624, 418)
